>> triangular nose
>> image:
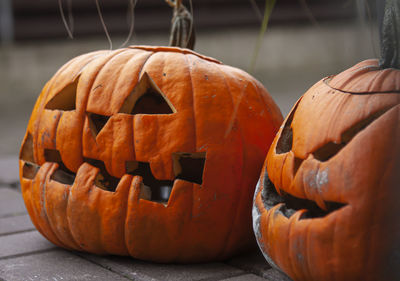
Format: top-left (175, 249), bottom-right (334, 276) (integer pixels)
top-left (119, 72), bottom-right (176, 115)
top-left (88, 113), bottom-right (110, 137)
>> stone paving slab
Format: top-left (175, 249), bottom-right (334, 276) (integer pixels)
top-left (227, 250), bottom-right (271, 274)
top-left (0, 213), bottom-right (34, 236)
top-left (82, 253), bottom-right (244, 281)
top-left (221, 274), bottom-right (267, 281)
top-left (227, 251), bottom-right (292, 281)
top-left (0, 250), bottom-right (130, 281)
top-left (0, 230), bottom-right (56, 259)
top-left (0, 187), bottom-right (26, 218)
top-left (260, 269), bottom-right (292, 281)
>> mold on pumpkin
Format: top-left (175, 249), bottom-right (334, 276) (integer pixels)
top-left (19, 45), bottom-right (283, 263)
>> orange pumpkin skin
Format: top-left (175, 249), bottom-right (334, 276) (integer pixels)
top-left (253, 59), bottom-right (400, 281)
top-left (19, 46), bottom-right (283, 263)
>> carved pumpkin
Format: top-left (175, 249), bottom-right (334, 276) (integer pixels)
top-left (253, 1), bottom-right (400, 280)
top-left (19, 45), bottom-right (282, 262)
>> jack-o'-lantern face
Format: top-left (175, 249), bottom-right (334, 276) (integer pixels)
top-left (253, 59), bottom-right (400, 281)
top-left (19, 46), bottom-right (283, 263)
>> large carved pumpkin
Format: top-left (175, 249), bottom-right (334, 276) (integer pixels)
top-left (19, 45), bottom-right (282, 262)
top-left (253, 1), bottom-right (400, 280)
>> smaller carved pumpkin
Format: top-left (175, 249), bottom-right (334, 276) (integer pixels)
top-left (253, 1), bottom-right (400, 280)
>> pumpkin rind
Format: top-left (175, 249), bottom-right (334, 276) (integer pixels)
top-left (253, 59), bottom-right (400, 281)
top-left (20, 46), bottom-right (283, 262)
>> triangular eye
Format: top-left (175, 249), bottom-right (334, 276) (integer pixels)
top-left (20, 132), bottom-right (35, 163)
top-left (88, 113), bottom-right (110, 137)
top-left (119, 72), bottom-right (176, 115)
top-left (45, 80), bottom-right (78, 111)
top-left (276, 102), bottom-right (300, 154)
top-left (313, 105), bottom-right (395, 162)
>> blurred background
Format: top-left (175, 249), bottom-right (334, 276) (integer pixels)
top-left (0, 0), bottom-right (380, 158)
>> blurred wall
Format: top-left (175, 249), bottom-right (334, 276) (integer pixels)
top-left (8, 0), bottom-right (355, 40)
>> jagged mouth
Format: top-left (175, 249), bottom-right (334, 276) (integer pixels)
top-left (261, 172), bottom-right (347, 220)
top-left (21, 147), bottom-right (206, 205)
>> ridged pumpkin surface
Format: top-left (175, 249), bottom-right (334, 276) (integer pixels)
top-left (253, 59), bottom-right (400, 280)
top-left (19, 46), bottom-right (283, 263)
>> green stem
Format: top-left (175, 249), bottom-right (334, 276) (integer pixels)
top-left (379, 0), bottom-right (400, 69)
top-left (249, 0), bottom-right (276, 73)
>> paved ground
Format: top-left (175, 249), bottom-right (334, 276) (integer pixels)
top-left (0, 156), bottom-right (292, 281)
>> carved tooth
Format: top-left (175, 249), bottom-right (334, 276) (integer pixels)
top-left (315, 197), bottom-right (328, 211)
top-left (159, 185), bottom-right (173, 202)
top-left (274, 185), bottom-right (282, 196)
top-left (139, 183), bottom-right (152, 200)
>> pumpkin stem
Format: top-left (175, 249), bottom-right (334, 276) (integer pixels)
top-left (165, 0), bottom-right (195, 50)
top-left (379, 0), bottom-right (400, 69)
